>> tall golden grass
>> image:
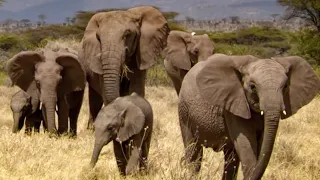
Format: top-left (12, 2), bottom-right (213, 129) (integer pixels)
top-left (0, 85), bottom-right (319, 180)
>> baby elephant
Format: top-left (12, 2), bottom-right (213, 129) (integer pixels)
top-left (11, 90), bottom-right (46, 135)
top-left (90, 92), bottom-right (153, 176)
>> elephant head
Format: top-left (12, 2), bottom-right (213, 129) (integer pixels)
top-left (10, 90), bottom-right (31, 133)
top-left (90, 97), bottom-right (145, 167)
top-left (196, 55), bottom-right (320, 179)
top-left (6, 49), bottom-right (86, 134)
top-left (164, 30), bottom-right (214, 70)
top-left (81, 6), bottom-right (170, 104)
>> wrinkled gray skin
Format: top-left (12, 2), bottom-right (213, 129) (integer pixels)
top-left (6, 48), bottom-right (86, 137)
top-left (178, 54), bottom-right (320, 180)
top-left (163, 31), bottom-right (214, 95)
top-left (79, 6), bottom-right (170, 131)
top-left (90, 92), bottom-right (153, 176)
top-left (10, 89), bottom-right (46, 135)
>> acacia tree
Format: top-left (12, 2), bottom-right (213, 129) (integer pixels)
top-left (38, 14), bottom-right (46, 26)
top-left (278, 0), bottom-right (320, 32)
top-left (271, 13), bottom-right (280, 22)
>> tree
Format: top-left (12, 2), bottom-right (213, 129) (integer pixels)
top-left (278, 0), bottom-right (320, 32)
top-left (162, 11), bottom-right (179, 21)
top-left (271, 13), bottom-right (280, 22)
top-left (230, 16), bottom-right (240, 24)
top-left (38, 14), bottom-right (46, 26)
top-left (20, 19), bottom-right (31, 27)
top-left (65, 17), bottom-right (71, 25)
top-left (185, 16), bottom-right (195, 22)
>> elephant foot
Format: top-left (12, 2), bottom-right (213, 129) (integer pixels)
top-left (68, 132), bottom-right (77, 139)
top-left (48, 132), bottom-right (59, 139)
top-left (87, 121), bottom-right (95, 132)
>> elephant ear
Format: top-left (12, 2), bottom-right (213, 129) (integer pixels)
top-left (80, 13), bottom-right (103, 74)
top-left (274, 56), bottom-right (320, 119)
top-left (196, 55), bottom-right (258, 119)
top-left (128, 6), bottom-right (170, 70)
top-left (116, 102), bottom-right (145, 142)
top-left (6, 51), bottom-right (43, 91)
top-left (56, 52), bottom-right (86, 94)
top-left (165, 31), bottom-right (193, 70)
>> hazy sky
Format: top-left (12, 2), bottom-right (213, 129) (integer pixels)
top-left (1, 0), bottom-right (278, 12)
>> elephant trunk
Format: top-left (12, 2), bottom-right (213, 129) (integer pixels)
top-left (250, 111), bottom-right (280, 179)
top-left (101, 42), bottom-right (123, 105)
top-left (42, 93), bottom-right (57, 134)
top-left (90, 135), bottom-right (112, 168)
top-left (250, 91), bottom-right (282, 179)
top-left (12, 112), bottom-right (24, 133)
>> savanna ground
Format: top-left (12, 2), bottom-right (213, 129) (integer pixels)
top-left (0, 84), bottom-right (319, 180)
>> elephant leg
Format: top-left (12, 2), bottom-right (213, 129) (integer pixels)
top-left (179, 119), bottom-right (203, 173)
top-left (33, 121), bottom-right (41, 133)
top-left (69, 90), bottom-right (84, 138)
top-left (224, 113), bottom-right (258, 178)
top-left (128, 64), bottom-right (146, 97)
top-left (223, 147), bottom-right (240, 180)
top-left (113, 140), bottom-right (129, 176)
top-left (57, 99), bottom-right (69, 135)
top-left (18, 116), bottom-right (25, 132)
top-left (87, 86), bottom-right (103, 130)
top-left (166, 70), bottom-right (182, 95)
top-left (126, 146), bottom-right (141, 175)
top-left (139, 133), bottom-right (152, 172)
top-left (25, 117), bottom-right (33, 136)
top-left (41, 105), bottom-right (48, 133)
top-left (33, 109), bottom-right (42, 133)
top-left (120, 77), bottom-right (130, 96)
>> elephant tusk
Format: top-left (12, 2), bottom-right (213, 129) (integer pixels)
top-left (39, 102), bottom-right (42, 109)
top-left (191, 32), bottom-right (196, 36)
top-left (283, 110), bottom-right (286, 115)
top-left (261, 111), bottom-right (264, 115)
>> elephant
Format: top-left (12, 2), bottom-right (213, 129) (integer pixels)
top-left (6, 48), bottom-right (86, 137)
top-left (79, 5), bottom-right (170, 130)
top-left (90, 92), bottom-right (153, 176)
top-left (10, 89), bottom-right (46, 135)
top-left (163, 30), bottom-right (214, 94)
top-left (178, 54), bottom-right (320, 180)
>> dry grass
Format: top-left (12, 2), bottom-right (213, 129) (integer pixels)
top-left (0, 85), bottom-right (319, 180)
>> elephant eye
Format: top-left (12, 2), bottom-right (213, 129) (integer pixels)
top-left (123, 30), bottom-right (132, 38)
top-left (35, 80), bottom-right (40, 88)
top-left (107, 125), bottom-right (114, 131)
top-left (250, 84), bottom-right (256, 93)
top-left (193, 48), bottom-right (199, 55)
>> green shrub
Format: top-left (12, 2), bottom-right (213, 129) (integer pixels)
top-left (0, 34), bottom-right (19, 51)
top-left (214, 43), bottom-right (277, 58)
top-left (209, 27), bottom-right (288, 45)
top-left (168, 21), bottom-right (185, 31)
top-left (288, 29), bottom-right (320, 65)
top-left (146, 64), bottom-right (172, 87)
top-left (23, 25), bottom-right (83, 47)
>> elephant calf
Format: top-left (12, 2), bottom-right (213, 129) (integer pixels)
top-left (10, 90), bottom-right (46, 135)
top-left (90, 92), bottom-right (153, 176)
top-left (163, 30), bottom-right (214, 95)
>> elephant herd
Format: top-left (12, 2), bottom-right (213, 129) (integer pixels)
top-left (4, 5), bottom-right (320, 180)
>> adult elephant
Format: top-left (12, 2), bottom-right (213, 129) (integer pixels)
top-left (163, 31), bottom-right (214, 95)
top-left (6, 48), bottom-right (86, 137)
top-left (178, 54), bottom-right (320, 180)
top-left (79, 6), bottom-right (170, 130)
